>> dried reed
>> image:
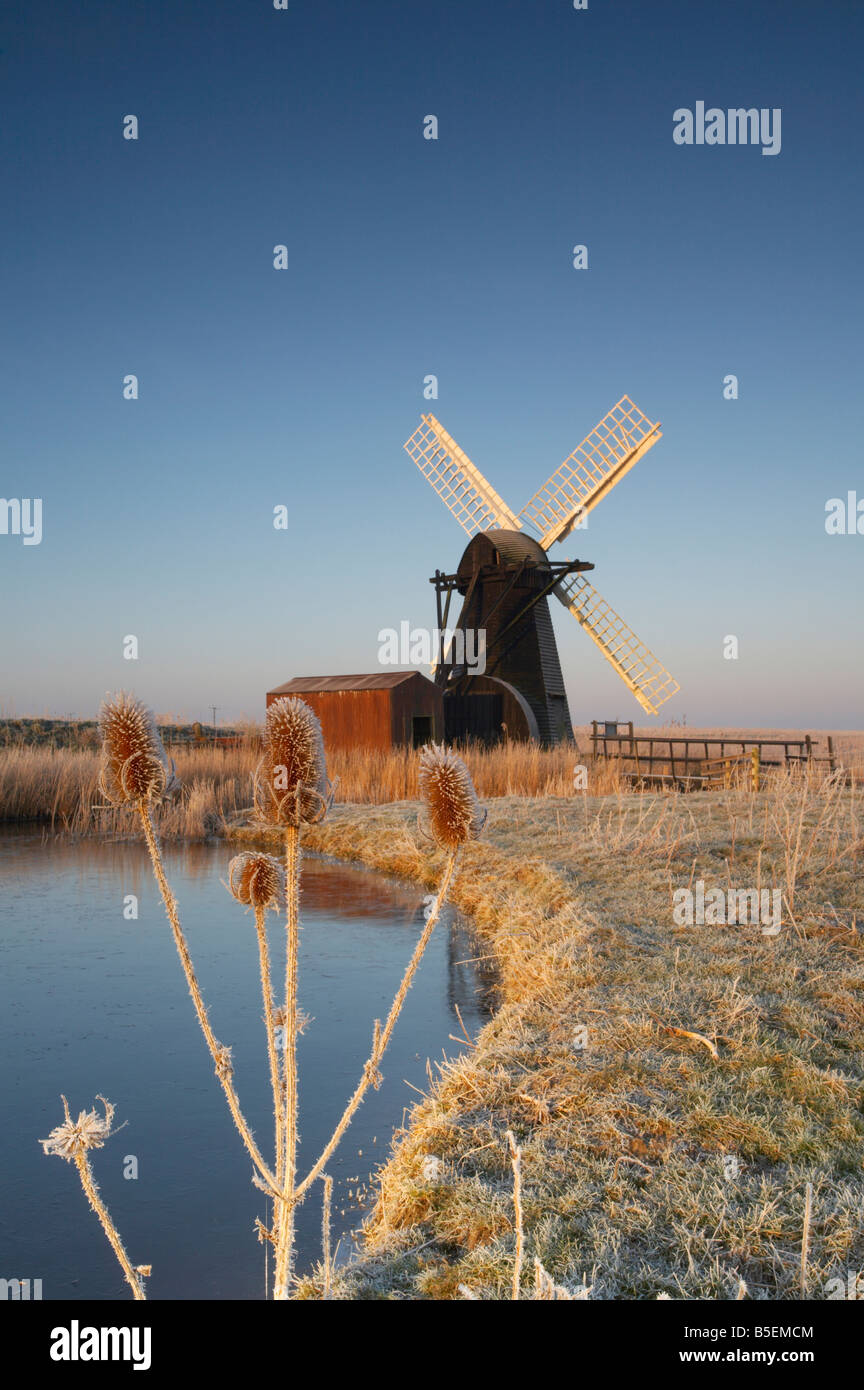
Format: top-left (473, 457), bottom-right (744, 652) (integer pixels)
top-left (506, 1130), bottom-right (524, 1301)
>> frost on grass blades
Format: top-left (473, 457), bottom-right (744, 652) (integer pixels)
top-left (40, 692), bottom-right (485, 1300)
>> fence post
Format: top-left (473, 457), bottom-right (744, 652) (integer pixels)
top-left (751, 746), bottom-right (760, 793)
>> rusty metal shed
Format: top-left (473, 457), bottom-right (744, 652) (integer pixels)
top-left (265, 672), bottom-right (443, 753)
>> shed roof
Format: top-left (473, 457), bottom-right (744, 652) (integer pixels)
top-left (267, 672), bottom-right (431, 694)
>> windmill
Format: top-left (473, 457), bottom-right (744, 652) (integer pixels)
top-left (403, 396), bottom-right (679, 745)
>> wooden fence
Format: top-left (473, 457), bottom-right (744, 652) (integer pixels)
top-left (589, 721), bottom-right (839, 791)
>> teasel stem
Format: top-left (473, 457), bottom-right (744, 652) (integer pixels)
top-left (254, 900), bottom-right (284, 1279)
top-left (322, 1173), bottom-right (333, 1299)
top-left (73, 1150), bottom-right (146, 1301)
top-left (254, 903), bottom-right (285, 1187)
top-left (273, 821), bottom-right (302, 1300)
top-left (137, 801), bottom-right (282, 1199)
top-left (506, 1130), bottom-right (524, 1301)
top-left (800, 1181), bottom-right (813, 1297)
top-left (295, 847), bottom-right (458, 1203)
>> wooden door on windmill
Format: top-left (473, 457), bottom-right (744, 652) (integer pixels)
top-left (444, 693), bottom-right (503, 745)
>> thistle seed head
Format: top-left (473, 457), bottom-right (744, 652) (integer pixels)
top-left (98, 691), bottom-right (177, 806)
top-left (227, 851), bottom-right (285, 911)
top-left (253, 697), bottom-right (330, 826)
top-left (40, 1095), bottom-right (116, 1162)
top-left (418, 743), bottom-right (486, 849)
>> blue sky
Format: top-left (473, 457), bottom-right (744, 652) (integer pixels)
top-left (2, 0), bottom-right (862, 726)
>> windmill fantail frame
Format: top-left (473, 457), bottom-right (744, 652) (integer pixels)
top-left (404, 395), bottom-right (680, 745)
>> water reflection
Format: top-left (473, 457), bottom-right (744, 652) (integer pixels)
top-left (0, 831), bottom-right (494, 1300)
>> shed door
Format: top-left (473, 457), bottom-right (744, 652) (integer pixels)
top-left (411, 715), bottom-right (433, 748)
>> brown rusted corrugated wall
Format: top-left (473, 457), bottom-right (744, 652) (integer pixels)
top-left (265, 677), bottom-right (444, 751)
top-left (266, 688), bottom-right (393, 752)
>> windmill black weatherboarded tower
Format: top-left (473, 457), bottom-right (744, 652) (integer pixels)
top-left (404, 397), bottom-right (680, 745)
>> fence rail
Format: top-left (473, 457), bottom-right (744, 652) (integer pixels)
top-left (588, 722), bottom-right (840, 791)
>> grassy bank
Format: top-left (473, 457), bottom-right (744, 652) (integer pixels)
top-left (229, 773), bottom-right (864, 1300)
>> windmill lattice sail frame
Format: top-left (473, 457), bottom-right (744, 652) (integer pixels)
top-left (403, 396), bottom-right (679, 720)
top-left (404, 415), bottom-right (521, 536)
top-left (555, 573), bottom-right (679, 715)
top-left (518, 396), bottom-right (662, 548)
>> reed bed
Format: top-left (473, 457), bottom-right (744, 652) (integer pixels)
top-left (0, 745), bottom-right (254, 834)
top-left (4, 730), bottom-right (862, 835)
top-left (0, 742), bottom-right (622, 832)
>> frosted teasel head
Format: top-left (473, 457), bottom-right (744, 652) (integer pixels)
top-left (98, 691), bottom-right (177, 806)
top-left (418, 743), bottom-right (486, 849)
top-left (227, 851), bottom-right (285, 911)
top-left (40, 1095), bottom-right (117, 1162)
top-left (253, 697), bottom-right (332, 826)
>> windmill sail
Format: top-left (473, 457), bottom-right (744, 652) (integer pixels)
top-left (518, 396), bottom-right (662, 549)
top-left (405, 399), bottom-right (680, 722)
top-left (554, 573), bottom-right (679, 715)
top-left (404, 414), bottom-right (523, 537)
